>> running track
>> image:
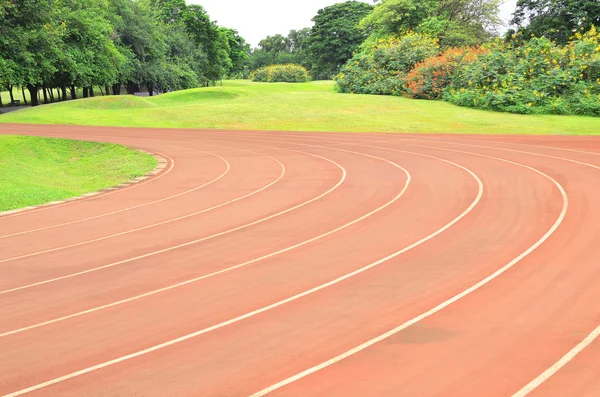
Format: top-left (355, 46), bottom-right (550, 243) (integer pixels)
top-left (1, 124), bottom-right (599, 397)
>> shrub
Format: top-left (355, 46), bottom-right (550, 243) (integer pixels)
top-left (404, 47), bottom-right (489, 99)
top-left (335, 33), bottom-right (440, 96)
top-left (250, 64), bottom-right (309, 83)
top-left (444, 27), bottom-right (600, 116)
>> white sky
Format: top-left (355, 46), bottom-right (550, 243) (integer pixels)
top-left (190, 0), bottom-right (518, 48)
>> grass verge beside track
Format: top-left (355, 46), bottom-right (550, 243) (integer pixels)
top-left (0, 135), bottom-right (157, 212)
top-left (1, 81), bottom-right (599, 135)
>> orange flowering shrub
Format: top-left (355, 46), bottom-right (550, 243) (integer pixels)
top-left (404, 47), bottom-right (489, 99)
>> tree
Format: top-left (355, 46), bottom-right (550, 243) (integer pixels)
top-left (288, 28), bottom-right (311, 53)
top-left (223, 28), bottom-right (250, 77)
top-left (511, 0), bottom-right (600, 44)
top-left (361, 0), bottom-right (502, 47)
top-left (303, 1), bottom-right (374, 79)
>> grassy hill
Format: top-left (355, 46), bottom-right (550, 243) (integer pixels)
top-left (1, 81), bottom-right (599, 135)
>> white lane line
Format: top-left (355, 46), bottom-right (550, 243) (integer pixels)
top-left (0, 145), bottom-right (415, 338)
top-left (371, 137), bottom-right (600, 171)
top-left (250, 145), bottom-right (568, 396)
top-left (0, 150), bottom-right (346, 296)
top-left (0, 151), bottom-right (222, 239)
top-left (0, 146), bottom-right (284, 265)
top-left (512, 324), bottom-right (600, 397)
top-left (0, 146), bottom-right (481, 397)
top-left (0, 150), bottom-right (176, 221)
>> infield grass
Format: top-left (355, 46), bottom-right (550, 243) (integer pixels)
top-left (0, 135), bottom-right (157, 212)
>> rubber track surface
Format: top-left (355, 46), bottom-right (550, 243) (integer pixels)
top-left (1, 124), bottom-right (599, 397)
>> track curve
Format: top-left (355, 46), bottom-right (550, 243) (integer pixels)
top-left (0, 124), bottom-right (599, 397)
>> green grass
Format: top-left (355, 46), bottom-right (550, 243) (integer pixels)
top-left (2, 80), bottom-right (600, 135)
top-left (0, 135), bottom-right (157, 212)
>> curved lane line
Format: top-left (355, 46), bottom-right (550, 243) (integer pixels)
top-left (0, 150), bottom-right (176, 221)
top-left (391, 138), bottom-right (600, 397)
top-left (0, 145), bottom-right (481, 397)
top-left (0, 144), bottom-right (416, 338)
top-left (512, 325), bottom-right (600, 397)
top-left (250, 144), bottom-right (568, 396)
top-left (0, 149), bottom-right (346, 296)
top-left (0, 146), bottom-right (284, 265)
top-left (0, 151), bottom-right (225, 239)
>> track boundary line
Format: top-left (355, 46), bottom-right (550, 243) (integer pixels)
top-left (0, 145), bottom-right (286, 265)
top-left (249, 144), bottom-right (568, 396)
top-left (0, 145), bottom-right (483, 397)
top-left (0, 148), bottom-right (346, 296)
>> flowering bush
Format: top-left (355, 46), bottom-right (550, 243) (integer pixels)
top-left (250, 64), bottom-right (309, 83)
top-left (444, 27), bottom-right (600, 116)
top-left (405, 47), bottom-right (489, 99)
top-left (335, 33), bottom-right (440, 96)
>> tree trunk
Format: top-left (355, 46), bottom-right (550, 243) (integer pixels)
top-left (0, 93), bottom-right (3, 108)
top-left (112, 84), bottom-right (121, 95)
top-left (42, 85), bottom-right (48, 104)
top-left (105, 86), bottom-right (110, 96)
top-left (99, 86), bottom-right (105, 96)
top-left (27, 84), bottom-right (40, 106)
top-left (89, 86), bottom-right (94, 97)
top-left (49, 88), bottom-right (55, 101)
top-left (70, 85), bottom-right (77, 100)
top-left (83, 87), bottom-right (89, 98)
top-left (148, 84), bottom-right (154, 96)
top-left (61, 85), bottom-right (68, 101)
top-left (22, 87), bottom-right (28, 105)
top-left (9, 86), bottom-right (15, 103)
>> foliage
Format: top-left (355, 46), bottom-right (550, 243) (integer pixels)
top-left (0, 0), bottom-right (247, 106)
top-left (335, 33), bottom-right (439, 95)
top-left (249, 28), bottom-right (311, 71)
top-left (361, 0), bottom-right (502, 47)
top-left (405, 46), bottom-right (488, 99)
top-left (511, 0), bottom-right (600, 45)
top-left (304, 1), bottom-right (374, 80)
top-left (445, 27), bottom-right (600, 116)
top-left (250, 64), bottom-right (309, 83)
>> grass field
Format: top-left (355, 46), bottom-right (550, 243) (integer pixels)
top-left (1, 80), bottom-right (600, 135)
top-left (0, 135), bottom-right (157, 212)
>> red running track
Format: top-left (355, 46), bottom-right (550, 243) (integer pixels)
top-left (0, 124), bottom-right (599, 397)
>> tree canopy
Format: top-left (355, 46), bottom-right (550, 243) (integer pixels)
top-left (303, 1), bottom-right (374, 79)
top-left (360, 0), bottom-right (502, 47)
top-left (0, 0), bottom-right (250, 106)
top-left (511, 0), bottom-right (600, 44)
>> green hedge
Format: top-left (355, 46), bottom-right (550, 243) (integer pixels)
top-left (250, 64), bottom-right (310, 83)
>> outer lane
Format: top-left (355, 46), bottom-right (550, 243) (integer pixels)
top-left (0, 125), bottom-right (599, 396)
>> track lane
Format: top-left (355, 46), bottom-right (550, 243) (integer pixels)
top-left (0, 142), bottom-right (486, 392)
top-left (1, 125), bottom-right (600, 397)
top-left (248, 143), bottom-right (568, 397)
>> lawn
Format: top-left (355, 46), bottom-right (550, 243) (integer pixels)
top-left (1, 80), bottom-right (600, 135)
top-left (0, 135), bottom-right (157, 212)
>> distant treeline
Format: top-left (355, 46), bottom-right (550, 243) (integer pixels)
top-left (0, 0), bottom-right (250, 106)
